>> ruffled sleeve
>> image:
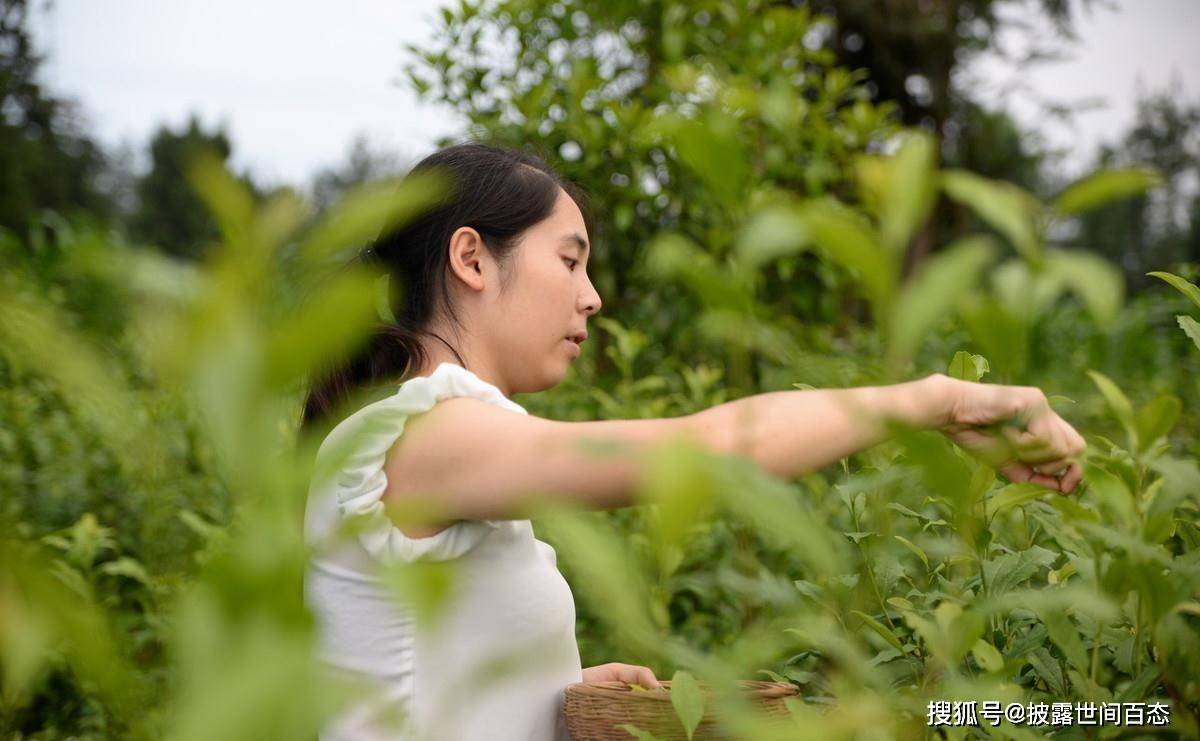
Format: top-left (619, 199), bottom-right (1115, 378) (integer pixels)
top-left (312, 362), bottom-right (528, 564)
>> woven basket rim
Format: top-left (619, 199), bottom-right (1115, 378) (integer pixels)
top-left (564, 679), bottom-right (799, 704)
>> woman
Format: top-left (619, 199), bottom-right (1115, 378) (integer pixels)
top-left (302, 143), bottom-right (1085, 740)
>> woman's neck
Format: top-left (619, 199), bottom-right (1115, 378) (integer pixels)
top-left (410, 334), bottom-right (511, 397)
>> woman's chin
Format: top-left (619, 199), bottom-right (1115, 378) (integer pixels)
top-left (523, 362), bottom-right (568, 394)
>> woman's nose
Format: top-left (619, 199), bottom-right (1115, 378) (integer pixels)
top-left (580, 279), bottom-right (602, 315)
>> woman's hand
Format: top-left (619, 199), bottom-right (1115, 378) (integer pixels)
top-left (930, 374), bottom-right (1087, 493)
top-left (582, 662), bottom-right (661, 689)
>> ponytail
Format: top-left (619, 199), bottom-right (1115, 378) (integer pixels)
top-left (300, 321), bottom-right (424, 430)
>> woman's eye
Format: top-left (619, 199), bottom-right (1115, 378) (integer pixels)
top-left (564, 258), bottom-right (578, 271)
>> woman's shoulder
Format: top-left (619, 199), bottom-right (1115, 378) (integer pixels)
top-left (409, 362), bottom-right (528, 416)
top-left (377, 365), bottom-right (533, 503)
top-left (308, 363), bottom-right (530, 564)
top-left (316, 363), bottom-right (525, 458)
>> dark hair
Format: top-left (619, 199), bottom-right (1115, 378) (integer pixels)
top-left (301, 142), bottom-right (592, 430)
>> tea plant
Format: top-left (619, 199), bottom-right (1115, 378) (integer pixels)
top-left (1, 36), bottom-right (1195, 741)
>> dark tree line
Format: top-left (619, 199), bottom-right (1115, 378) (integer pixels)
top-left (1, 0), bottom-right (258, 259)
top-left (1, 0), bottom-right (1195, 281)
top-left (0, 0), bottom-right (110, 230)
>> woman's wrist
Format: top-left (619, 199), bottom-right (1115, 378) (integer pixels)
top-left (914, 373), bottom-right (962, 429)
top-left (865, 373), bottom-right (960, 431)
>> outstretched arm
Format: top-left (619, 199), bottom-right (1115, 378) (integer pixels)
top-left (381, 374), bottom-right (1085, 532)
top-left (683, 374), bottom-right (949, 480)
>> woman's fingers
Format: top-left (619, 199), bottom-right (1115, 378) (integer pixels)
top-left (1000, 462), bottom-right (1065, 491)
top-left (619, 664), bottom-right (660, 689)
top-left (1001, 456), bottom-right (1085, 493)
top-left (1005, 407), bottom-right (1078, 451)
top-left (582, 662), bottom-right (660, 688)
top-left (1031, 458), bottom-right (1072, 476)
top-left (1058, 462), bottom-right (1084, 493)
top-left (947, 386), bottom-right (1087, 493)
top-left (635, 665), bottom-right (661, 689)
top-left (948, 427), bottom-right (1012, 466)
top-left (999, 426), bottom-right (1059, 461)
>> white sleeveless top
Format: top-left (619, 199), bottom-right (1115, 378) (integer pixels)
top-left (303, 362), bottom-right (583, 741)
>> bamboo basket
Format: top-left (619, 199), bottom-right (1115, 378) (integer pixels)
top-left (562, 680), bottom-right (799, 740)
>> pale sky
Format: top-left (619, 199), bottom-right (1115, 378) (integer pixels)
top-left (30, 0), bottom-right (1200, 189)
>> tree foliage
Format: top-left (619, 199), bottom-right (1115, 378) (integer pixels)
top-left (407, 0), bottom-right (898, 383)
top-left (129, 116), bottom-right (261, 260)
top-left (1078, 86), bottom-right (1200, 283)
top-left (0, 0), bottom-right (112, 234)
top-left (1, 1), bottom-right (1198, 738)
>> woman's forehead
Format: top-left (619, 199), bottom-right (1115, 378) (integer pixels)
top-left (537, 190), bottom-right (589, 242)
top-left (554, 188), bottom-right (587, 227)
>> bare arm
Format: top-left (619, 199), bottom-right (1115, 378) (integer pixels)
top-left (382, 374), bottom-right (958, 529)
top-left (684, 374), bottom-right (950, 480)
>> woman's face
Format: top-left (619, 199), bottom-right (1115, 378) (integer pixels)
top-left (483, 188), bottom-right (602, 393)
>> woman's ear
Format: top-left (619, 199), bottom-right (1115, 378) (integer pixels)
top-left (446, 226), bottom-right (488, 292)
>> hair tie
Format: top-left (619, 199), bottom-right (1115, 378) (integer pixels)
top-left (360, 242), bottom-right (383, 266)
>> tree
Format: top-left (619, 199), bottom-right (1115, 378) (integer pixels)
top-left (1076, 86), bottom-right (1200, 285)
top-left (406, 0), bottom-right (896, 378)
top-left (0, 0), bottom-right (113, 234)
top-left (309, 133), bottom-right (405, 212)
top-left (129, 115), bottom-right (257, 260)
top-left (801, 0), bottom-right (1098, 266)
top-left (811, 0), bottom-right (1093, 144)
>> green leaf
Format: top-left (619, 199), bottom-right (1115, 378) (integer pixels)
top-left (1085, 465), bottom-right (1136, 525)
top-left (1086, 370), bottom-right (1138, 448)
top-left (640, 438), bottom-right (719, 571)
top-left (972, 639), bottom-right (1005, 673)
top-left (1149, 270), bottom-right (1200, 310)
top-left (985, 483), bottom-right (1048, 520)
top-left (879, 132), bottom-right (937, 257)
top-left (658, 112), bottom-right (749, 211)
top-left (1149, 457), bottom-right (1200, 521)
top-left (186, 151), bottom-right (255, 246)
top-left (535, 510), bottom-right (661, 652)
top-left (1177, 315), bottom-right (1200, 352)
top-left (798, 200), bottom-right (894, 310)
top-left (942, 170), bottom-right (1041, 262)
top-left (1117, 667), bottom-right (1161, 702)
top-left (717, 459), bottom-right (847, 576)
top-left (644, 234), bottom-right (750, 311)
top-left (295, 171), bottom-right (449, 265)
top-left (887, 236), bottom-right (997, 364)
top-left (735, 205), bottom-right (808, 268)
top-left (885, 502), bottom-right (926, 520)
top-left (1051, 167), bottom-right (1161, 218)
top-left (1038, 610), bottom-right (1089, 673)
top-left (843, 531), bottom-right (875, 544)
top-left (618, 724), bottom-right (665, 741)
top-left (1136, 394), bottom-right (1181, 452)
top-left (850, 610), bottom-right (906, 654)
top-left (948, 351), bottom-right (989, 382)
top-left (983, 546), bottom-right (1058, 596)
top-left (262, 268), bottom-right (378, 388)
top-left (379, 561), bottom-right (456, 629)
top-left (669, 670), bottom-right (705, 740)
top-left (943, 606), bottom-right (986, 662)
top-left (959, 296), bottom-right (1028, 379)
top-left (97, 557), bottom-right (151, 586)
top-left (1044, 249), bottom-right (1125, 326)
top-left (1047, 394), bottom-right (1075, 410)
top-left (893, 535), bottom-right (929, 570)
top-left (1027, 647), bottom-right (1067, 696)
